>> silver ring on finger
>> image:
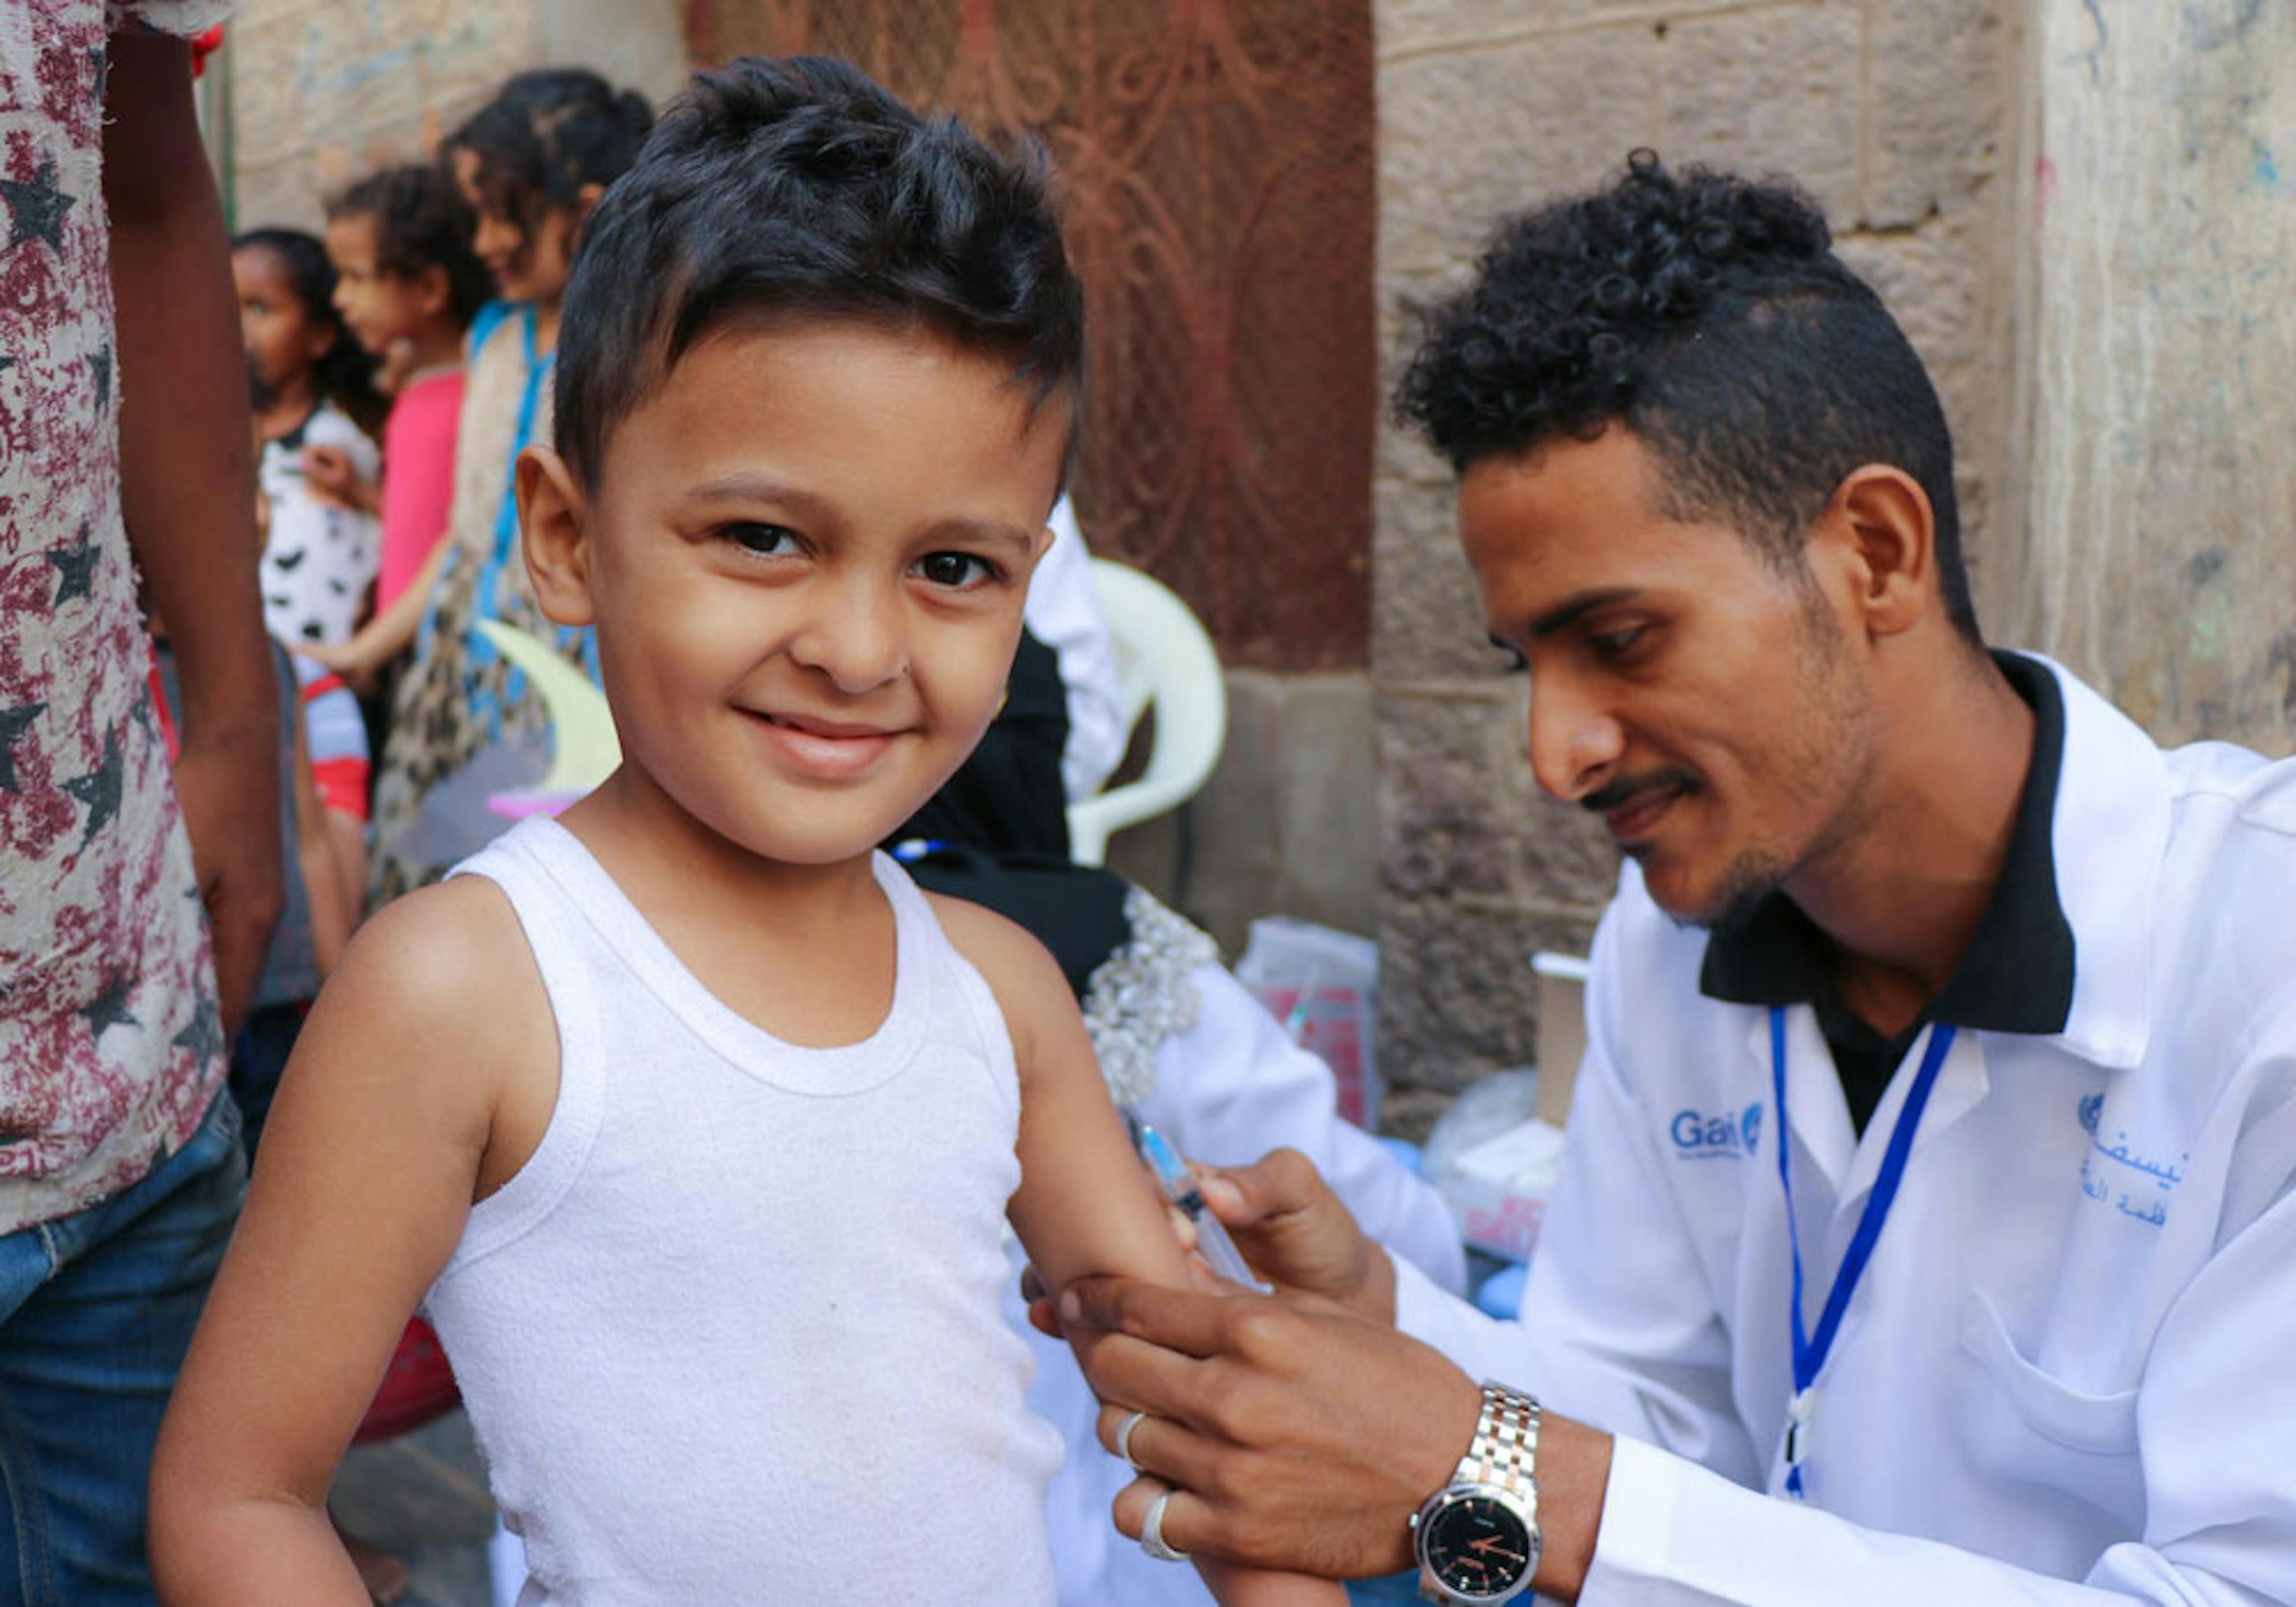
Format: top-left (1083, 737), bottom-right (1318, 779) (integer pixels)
top-left (1141, 1485), bottom-right (1190, 1563)
top-left (1115, 1410), bottom-right (1149, 1472)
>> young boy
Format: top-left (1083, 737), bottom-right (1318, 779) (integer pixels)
top-left (149, 57), bottom-right (1340, 1607)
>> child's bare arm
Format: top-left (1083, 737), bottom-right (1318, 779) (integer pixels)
top-left (302, 536), bottom-right (451, 686)
top-left (149, 878), bottom-right (553, 1605)
top-left (936, 898), bottom-right (1347, 1607)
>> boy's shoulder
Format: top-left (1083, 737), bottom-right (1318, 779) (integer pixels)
top-left (326, 876), bottom-right (551, 1061)
top-left (922, 888), bottom-right (1072, 1038)
top-left (924, 887), bottom-right (1058, 987)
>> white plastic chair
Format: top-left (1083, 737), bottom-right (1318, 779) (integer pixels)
top-left (1065, 558), bottom-right (1229, 865)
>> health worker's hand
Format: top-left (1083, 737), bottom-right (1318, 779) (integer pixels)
top-left (1061, 1276), bottom-right (1477, 1578)
top-left (1059, 1276), bottom-right (1613, 1599)
top-left (1191, 1148), bottom-right (1395, 1322)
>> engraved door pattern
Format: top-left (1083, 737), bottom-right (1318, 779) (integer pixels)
top-left (687, 0), bottom-right (1376, 670)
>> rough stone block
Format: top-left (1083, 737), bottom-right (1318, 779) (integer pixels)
top-left (1377, 0), bottom-right (1756, 57)
top-left (538, 0), bottom-right (694, 106)
top-left (1378, 687), bottom-right (1517, 899)
top-left (1372, 475), bottom-right (1498, 681)
top-left (1107, 671), bottom-right (1379, 955)
top-left (1272, 674), bottom-right (1382, 937)
top-left (1835, 216), bottom-right (2003, 463)
top-left (233, 158), bottom-right (320, 233)
top-left (1865, 0), bottom-right (2016, 229)
top-left (1380, 23), bottom-right (1664, 278)
top-left (1833, 213), bottom-right (2013, 579)
top-left (1481, 675), bottom-right (1626, 912)
top-left (1660, 1), bottom-right (1862, 223)
top-left (1375, 893), bottom-right (1596, 1093)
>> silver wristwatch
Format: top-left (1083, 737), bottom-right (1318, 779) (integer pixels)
top-left (1410, 1382), bottom-right (1542, 1604)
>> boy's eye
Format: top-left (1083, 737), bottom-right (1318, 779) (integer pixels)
top-left (1487, 634), bottom-right (1528, 674)
top-left (722, 522), bottom-right (799, 557)
top-left (1587, 623), bottom-right (1649, 660)
top-left (915, 551), bottom-right (998, 589)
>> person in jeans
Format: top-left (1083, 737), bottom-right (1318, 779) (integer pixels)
top-left (0, 8), bottom-right (282, 1603)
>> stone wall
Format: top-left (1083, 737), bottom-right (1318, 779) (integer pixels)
top-left (1371, 0), bottom-right (2026, 1126)
top-left (221, 0), bottom-right (688, 230)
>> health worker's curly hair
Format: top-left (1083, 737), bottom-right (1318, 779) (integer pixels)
top-left (1394, 151), bottom-right (1978, 644)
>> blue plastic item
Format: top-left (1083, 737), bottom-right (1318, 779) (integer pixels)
top-left (1474, 1260), bottom-right (1528, 1321)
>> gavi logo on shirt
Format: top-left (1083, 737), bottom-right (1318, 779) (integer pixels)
top-left (1671, 1101), bottom-right (1764, 1159)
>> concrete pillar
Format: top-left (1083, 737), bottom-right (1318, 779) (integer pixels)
top-left (1998, 0), bottom-right (2296, 752)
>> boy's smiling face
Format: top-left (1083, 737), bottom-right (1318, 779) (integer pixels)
top-left (518, 318), bottom-right (1066, 868)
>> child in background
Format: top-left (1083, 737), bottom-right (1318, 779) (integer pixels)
top-left (233, 228), bottom-right (386, 647)
top-left (305, 165), bottom-right (494, 696)
top-left (366, 69), bottom-right (654, 901)
top-left (149, 57), bottom-right (1342, 1607)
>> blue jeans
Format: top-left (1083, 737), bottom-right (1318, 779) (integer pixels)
top-left (0, 1093), bottom-right (246, 1606)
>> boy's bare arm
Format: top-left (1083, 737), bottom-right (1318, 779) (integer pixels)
top-left (934, 898), bottom-right (1347, 1607)
top-left (104, 30), bottom-right (282, 1035)
top-left (149, 879), bottom-right (551, 1605)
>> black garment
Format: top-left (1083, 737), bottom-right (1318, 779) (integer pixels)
top-left (892, 628), bottom-right (1072, 859)
top-left (902, 844), bottom-right (1132, 1002)
top-left (889, 625), bottom-right (1135, 1000)
top-left (1697, 652), bottom-right (2076, 1134)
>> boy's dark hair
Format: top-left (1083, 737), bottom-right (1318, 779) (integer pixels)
top-left (232, 227), bottom-right (386, 438)
top-left (553, 54), bottom-right (1084, 488)
top-left (447, 68), bottom-right (655, 233)
top-left (325, 164), bottom-right (494, 328)
top-left (1394, 152), bottom-right (1980, 645)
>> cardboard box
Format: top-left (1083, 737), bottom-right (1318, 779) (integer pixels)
top-left (1439, 1116), bottom-right (1569, 1263)
top-left (1532, 950), bottom-right (1590, 1126)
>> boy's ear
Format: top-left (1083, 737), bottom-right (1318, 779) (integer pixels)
top-left (516, 445), bottom-right (597, 628)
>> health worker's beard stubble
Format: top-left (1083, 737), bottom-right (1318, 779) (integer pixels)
top-left (1643, 582), bottom-right (1883, 934)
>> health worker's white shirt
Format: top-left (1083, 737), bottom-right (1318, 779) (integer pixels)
top-left (1394, 654), bottom-right (2296, 1605)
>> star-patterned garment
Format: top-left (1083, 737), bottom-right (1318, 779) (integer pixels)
top-left (0, 0), bottom-right (237, 1235)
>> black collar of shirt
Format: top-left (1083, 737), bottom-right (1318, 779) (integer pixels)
top-left (1698, 652), bottom-right (2077, 1067)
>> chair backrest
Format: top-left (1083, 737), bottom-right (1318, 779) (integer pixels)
top-left (1065, 558), bottom-right (1228, 865)
top-left (471, 619), bottom-right (620, 801)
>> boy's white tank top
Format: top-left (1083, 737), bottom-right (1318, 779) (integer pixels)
top-left (428, 817), bottom-right (1062, 1605)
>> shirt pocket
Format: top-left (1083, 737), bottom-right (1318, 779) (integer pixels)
top-left (1955, 1289), bottom-right (2144, 1537)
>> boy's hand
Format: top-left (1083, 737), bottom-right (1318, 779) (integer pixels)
top-left (301, 445), bottom-right (379, 514)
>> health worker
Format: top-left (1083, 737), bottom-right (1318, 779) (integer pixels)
top-left (1048, 153), bottom-right (2296, 1607)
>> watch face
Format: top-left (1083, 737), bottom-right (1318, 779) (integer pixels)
top-left (1422, 1493), bottom-right (1534, 1598)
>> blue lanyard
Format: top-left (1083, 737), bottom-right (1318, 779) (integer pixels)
top-left (1769, 1006), bottom-right (1957, 1498)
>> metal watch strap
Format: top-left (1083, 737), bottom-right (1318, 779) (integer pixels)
top-left (1416, 1383), bottom-right (1544, 1604)
top-left (1456, 1382), bottom-right (1541, 1502)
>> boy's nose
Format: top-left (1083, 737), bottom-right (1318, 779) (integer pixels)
top-left (787, 580), bottom-right (907, 695)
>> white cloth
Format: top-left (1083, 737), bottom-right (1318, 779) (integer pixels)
top-left (1393, 655), bottom-right (2296, 1605)
top-left (1027, 495), bottom-right (1128, 800)
top-left (430, 819), bottom-right (1062, 1605)
top-left (1017, 960), bottom-right (1468, 1607)
top-left (256, 399), bottom-right (380, 644)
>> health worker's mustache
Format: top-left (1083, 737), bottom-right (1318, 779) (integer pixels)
top-left (1580, 768), bottom-right (1701, 816)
